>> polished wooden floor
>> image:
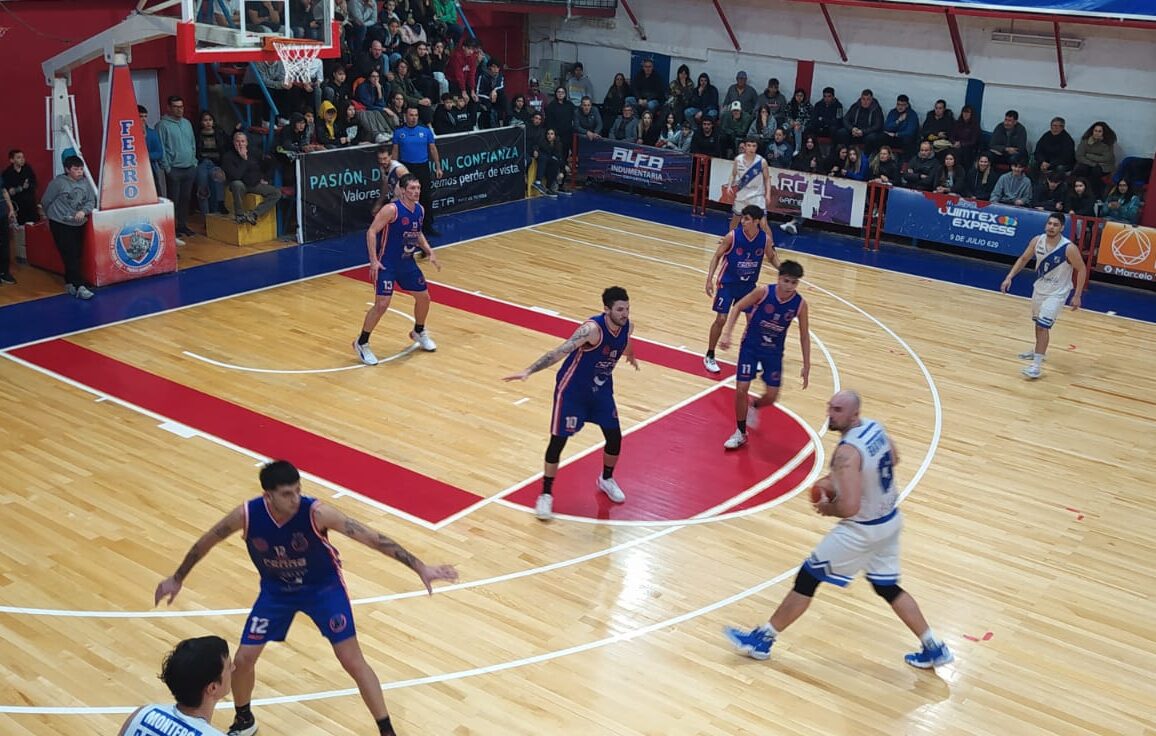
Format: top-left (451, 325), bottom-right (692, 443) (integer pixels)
top-left (2, 212), bottom-right (1154, 735)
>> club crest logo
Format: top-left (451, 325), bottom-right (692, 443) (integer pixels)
top-left (290, 532), bottom-right (309, 552)
top-left (329, 614), bottom-right (348, 633)
top-left (735, 247), bottom-right (744, 255)
top-left (401, 217), bottom-right (410, 226)
top-left (251, 537), bottom-right (269, 553)
top-left (111, 221), bottom-right (164, 273)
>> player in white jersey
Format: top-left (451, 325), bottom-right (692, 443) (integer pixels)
top-left (724, 390), bottom-right (954, 669)
top-left (117, 635), bottom-right (232, 736)
top-left (1000, 212), bottom-right (1087, 379)
top-left (724, 137), bottom-right (771, 231)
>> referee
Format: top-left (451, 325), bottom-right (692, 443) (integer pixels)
top-left (391, 106), bottom-right (443, 238)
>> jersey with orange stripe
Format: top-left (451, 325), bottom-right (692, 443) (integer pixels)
top-left (549, 314), bottom-right (630, 437)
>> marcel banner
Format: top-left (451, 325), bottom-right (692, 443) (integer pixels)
top-left (881, 188), bottom-right (1051, 257)
top-left (298, 126), bottom-right (526, 243)
top-left (707, 158), bottom-right (867, 227)
top-left (577, 138), bottom-right (693, 196)
top-left (1094, 221), bottom-right (1156, 282)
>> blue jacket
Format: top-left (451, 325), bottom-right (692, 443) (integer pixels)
top-left (145, 127), bottom-right (165, 167)
top-left (884, 108), bottom-right (919, 141)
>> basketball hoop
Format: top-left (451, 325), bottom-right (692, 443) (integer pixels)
top-left (272, 39), bottom-right (323, 85)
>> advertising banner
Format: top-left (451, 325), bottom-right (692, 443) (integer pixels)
top-left (881, 189), bottom-right (1050, 257)
top-left (299, 126), bottom-right (526, 242)
top-left (706, 158), bottom-right (867, 226)
top-left (873, 0), bottom-right (1155, 21)
top-left (576, 138), bottom-right (692, 196)
top-left (1094, 221), bottom-right (1156, 282)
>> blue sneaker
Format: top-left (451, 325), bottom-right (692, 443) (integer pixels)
top-left (904, 641), bottom-right (954, 669)
top-left (724, 625), bottom-right (775, 660)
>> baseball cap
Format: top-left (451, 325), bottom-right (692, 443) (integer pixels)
top-left (730, 100), bottom-right (743, 112)
top-left (529, 77), bottom-right (539, 85)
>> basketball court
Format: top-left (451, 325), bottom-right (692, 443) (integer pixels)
top-left (2, 191), bottom-right (1155, 734)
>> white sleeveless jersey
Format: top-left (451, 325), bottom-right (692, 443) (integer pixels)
top-left (1033, 235), bottom-right (1074, 297)
top-left (733, 153), bottom-right (765, 200)
top-left (836, 419), bottom-right (898, 523)
top-left (121, 704), bottom-right (227, 736)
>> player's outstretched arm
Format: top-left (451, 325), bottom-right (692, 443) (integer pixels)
top-left (1001, 239), bottom-right (1036, 292)
top-left (719, 285), bottom-right (767, 351)
top-left (155, 506), bottom-right (245, 606)
top-left (503, 321), bottom-right (597, 381)
top-left (314, 503), bottom-right (458, 595)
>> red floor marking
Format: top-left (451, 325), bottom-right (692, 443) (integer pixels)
top-left (506, 388), bottom-right (815, 521)
top-left (341, 269), bottom-right (734, 380)
top-left (1064, 506), bottom-right (1085, 521)
top-left (964, 631), bottom-right (994, 642)
top-left (13, 340), bottom-right (479, 524)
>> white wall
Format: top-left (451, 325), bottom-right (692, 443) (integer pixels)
top-left (529, 0), bottom-right (1156, 157)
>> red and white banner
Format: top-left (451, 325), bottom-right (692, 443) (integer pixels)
top-left (98, 62), bottom-right (159, 209)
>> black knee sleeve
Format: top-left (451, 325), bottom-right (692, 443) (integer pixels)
top-left (871, 582), bottom-right (904, 603)
top-left (792, 567), bottom-right (821, 598)
top-left (545, 435), bottom-right (568, 464)
top-left (601, 426), bottom-right (622, 456)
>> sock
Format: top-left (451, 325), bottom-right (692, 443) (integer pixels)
top-left (602, 465), bottom-right (614, 480)
top-left (706, 350), bottom-right (715, 359)
top-left (919, 628), bottom-right (939, 648)
top-left (414, 323), bottom-right (425, 333)
top-left (1033, 353), bottom-right (1043, 366)
top-left (358, 331), bottom-right (371, 345)
top-left (234, 704), bottom-right (252, 720)
top-left (737, 420), bottom-right (747, 433)
top-left (758, 622), bottom-right (779, 638)
top-left (376, 715), bottom-right (395, 735)
top-left (542, 476), bottom-right (555, 495)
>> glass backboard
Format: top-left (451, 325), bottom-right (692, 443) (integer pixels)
top-left (175, 0), bottom-right (340, 63)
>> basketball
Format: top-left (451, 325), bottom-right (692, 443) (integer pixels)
top-left (809, 477), bottom-right (835, 504)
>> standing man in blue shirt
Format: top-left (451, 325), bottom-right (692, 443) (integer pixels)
top-left (392, 106), bottom-right (444, 238)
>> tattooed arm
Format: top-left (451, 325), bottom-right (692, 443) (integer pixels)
top-left (313, 503), bottom-right (458, 594)
top-left (154, 506), bottom-right (244, 605)
top-left (502, 320), bottom-right (598, 382)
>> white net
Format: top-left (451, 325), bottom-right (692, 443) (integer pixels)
top-left (273, 40), bottom-right (322, 85)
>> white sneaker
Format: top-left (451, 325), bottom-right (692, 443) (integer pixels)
top-left (1017, 351), bottom-right (1046, 362)
top-left (75, 285), bottom-right (95, 300)
top-left (723, 429), bottom-right (747, 449)
top-left (1022, 364), bottom-right (1042, 379)
top-left (746, 402), bottom-right (760, 429)
top-left (703, 355), bottom-right (721, 374)
top-left (781, 220), bottom-right (798, 235)
top-left (353, 340), bottom-right (379, 366)
top-left (534, 493), bottom-right (553, 521)
top-left (411, 330), bottom-right (437, 351)
top-left (597, 477), bottom-right (626, 503)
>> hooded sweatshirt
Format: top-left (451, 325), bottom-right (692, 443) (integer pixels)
top-left (317, 101), bottom-right (341, 147)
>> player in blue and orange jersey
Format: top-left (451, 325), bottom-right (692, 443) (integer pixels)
top-left (154, 460), bottom-right (457, 736)
top-left (503, 286), bottom-right (639, 521)
top-left (719, 259), bottom-right (811, 449)
top-left (354, 173), bottom-right (441, 366)
top-left (703, 204), bottom-right (780, 374)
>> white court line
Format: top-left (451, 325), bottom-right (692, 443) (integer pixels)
top-left (501, 402), bottom-right (826, 527)
top-left (0, 212), bottom-right (943, 714)
top-left (0, 351), bottom-right (441, 532)
top-left (558, 214), bottom-right (943, 502)
top-left (582, 208), bottom-right (1153, 326)
top-left (182, 308), bottom-right (418, 374)
top-left (0, 211), bottom-right (588, 355)
top-left (0, 563), bottom-right (798, 715)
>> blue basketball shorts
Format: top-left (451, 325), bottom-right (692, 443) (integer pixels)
top-left (241, 582), bottom-right (356, 646)
top-left (712, 280), bottom-right (757, 315)
top-left (550, 383), bottom-right (619, 437)
top-left (375, 262), bottom-right (427, 297)
top-left (736, 345), bottom-right (784, 386)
